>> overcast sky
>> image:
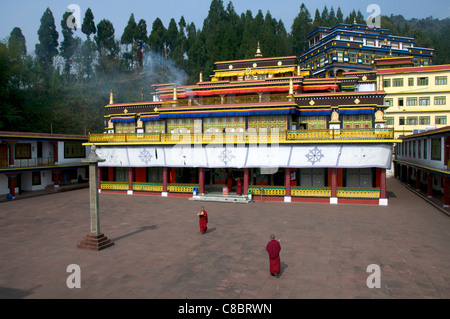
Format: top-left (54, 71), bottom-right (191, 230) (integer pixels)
top-left (1, 0), bottom-right (449, 54)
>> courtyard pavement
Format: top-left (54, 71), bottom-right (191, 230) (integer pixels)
top-left (0, 177), bottom-right (449, 300)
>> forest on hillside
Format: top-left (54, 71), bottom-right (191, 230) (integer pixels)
top-left (1, 0), bottom-right (449, 135)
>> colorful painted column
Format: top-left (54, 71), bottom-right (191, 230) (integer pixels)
top-left (330, 168), bottom-right (338, 204)
top-left (379, 168), bottom-right (388, 206)
top-left (284, 167), bottom-right (291, 202)
top-left (7, 174), bottom-right (17, 199)
top-left (53, 170), bottom-right (61, 188)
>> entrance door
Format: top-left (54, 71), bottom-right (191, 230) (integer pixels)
top-left (0, 144), bottom-right (7, 168)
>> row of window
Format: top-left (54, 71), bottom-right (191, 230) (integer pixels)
top-left (398, 137), bottom-right (441, 161)
top-left (384, 96), bottom-right (447, 107)
top-left (384, 76), bottom-right (447, 88)
top-left (386, 116), bottom-right (447, 126)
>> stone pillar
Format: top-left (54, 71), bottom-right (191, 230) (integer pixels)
top-left (128, 167), bottom-right (133, 195)
top-left (162, 167), bottom-right (168, 197)
top-left (284, 168), bottom-right (291, 202)
top-left (78, 145), bottom-right (114, 251)
top-left (330, 168), bottom-right (338, 204)
top-left (427, 173), bottom-right (433, 198)
top-left (379, 168), bottom-right (388, 206)
top-left (199, 167), bottom-right (205, 195)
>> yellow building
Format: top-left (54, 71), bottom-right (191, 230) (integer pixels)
top-left (376, 58), bottom-right (450, 139)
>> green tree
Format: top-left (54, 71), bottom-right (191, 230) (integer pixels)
top-left (81, 8), bottom-right (96, 39)
top-left (290, 3), bottom-right (313, 54)
top-left (8, 27), bottom-right (27, 60)
top-left (148, 18), bottom-right (167, 55)
top-left (35, 8), bottom-right (59, 72)
top-left (60, 10), bottom-right (80, 77)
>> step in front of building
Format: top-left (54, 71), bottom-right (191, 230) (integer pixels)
top-left (189, 193), bottom-right (251, 204)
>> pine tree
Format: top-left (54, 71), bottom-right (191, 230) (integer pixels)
top-left (8, 27), bottom-right (27, 60)
top-left (81, 8), bottom-right (96, 39)
top-left (290, 3), bottom-right (312, 54)
top-left (60, 10), bottom-right (79, 76)
top-left (35, 8), bottom-right (59, 71)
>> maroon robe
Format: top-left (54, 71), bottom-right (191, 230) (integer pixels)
top-left (266, 239), bottom-right (281, 275)
top-left (199, 211), bottom-right (208, 233)
top-left (236, 179), bottom-right (242, 195)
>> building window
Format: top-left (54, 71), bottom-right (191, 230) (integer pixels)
top-left (383, 79), bottom-right (391, 88)
top-left (419, 116), bottom-right (430, 125)
top-left (413, 141), bottom-right (416, 158)
top-left (431, 138), bottom-right (441, 161)
top-left (391, 42), bottom-right (399, 49)
top-left (64, 142), bottom-right (86, 159)
top-left (366, 39), bottom-right (375, 46)
top-left (384, 98), bottom-right (393, 106)
top-left (362, 54), bottom-right (371, 65)
top-left (385, 117), bottom-right (394, 126)
top-left (435, 116), bottom-right (447, 124)
top-left (393, 78), bottom-right (404, 87)
top-left (349, 52), bottom-right (358, 64)
top-left (419, 97), bottom-right (430, 106)
top-left (435, 76), bottom-right (447, 85)
top-left (408, 78), bottom-right (414, 86)
top-left (406, 116), bottom-right (418, 125)
top-left (434, 96), bottom-right (446, 105)
top-left (406, 97), bottom-right (417, 106)
top-left (417, 77), bottom-right (428, 86)
top-left (15, 143), bottom-right (31, 159)
top-left (399, 117), bottom-right (405, 125)
top-left (398, 98), bottom-right (404, 106)
top-left (337, 51), bottom-right (343, 62)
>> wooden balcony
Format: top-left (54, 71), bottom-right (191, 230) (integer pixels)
top-left (88, 128), bottom-right (395, 145)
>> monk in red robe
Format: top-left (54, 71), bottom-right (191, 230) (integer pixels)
top-left (198, 206), bottom-right (208, 234)
top-left (266, 234), bottom-right (281, 277)
top-left (236, 177), bottom-right (242, 195)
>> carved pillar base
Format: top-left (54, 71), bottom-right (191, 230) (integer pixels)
top-left (77, 233), bottom-right (114, 251)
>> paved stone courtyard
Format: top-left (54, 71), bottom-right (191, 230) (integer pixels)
top-left (0, 177), bottom-right (449, 299)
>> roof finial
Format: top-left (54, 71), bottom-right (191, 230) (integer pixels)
top-left (255, 41), bottom-right (263, 58)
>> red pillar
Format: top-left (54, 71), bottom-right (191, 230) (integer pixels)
top-left (444, 177), bottom-right (450, 207)
top-left (108, 167), bottom-right (114, 181)
top-left (380, 168), bottom-right (387, 199)
top-left (199, 167), bottom-right (205, 195)
top-left (53, 170), bottom-right (61, 188)
top-left (8, 143), bottom-right (15, 166)
top-left (128, 167), bottom-right (133, 194)
top-left (427, 173), bottom-right (433, 198)
top-left (284, 167), bottom-right (291, 201)
top-left (50, 142), bottom-right (58, 164)
top-left (98, 167), bottom-right (102, 191)
top-left (162, 167), bottom-right (168, 195)
top-left (7, 174), bottom-right (16, 198)
top-left (243, 168), bottom-right (249, 196)
top-left (330, 168), bottom-right (337, 204)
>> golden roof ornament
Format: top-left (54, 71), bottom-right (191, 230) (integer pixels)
top-left (255, 42), bottom-right (263, 58)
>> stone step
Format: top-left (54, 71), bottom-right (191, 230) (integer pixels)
top-left (189, 193), bottom-right (251, 204)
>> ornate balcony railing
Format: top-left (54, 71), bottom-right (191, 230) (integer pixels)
top-left (89, 128), bottom-right (394, 144)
